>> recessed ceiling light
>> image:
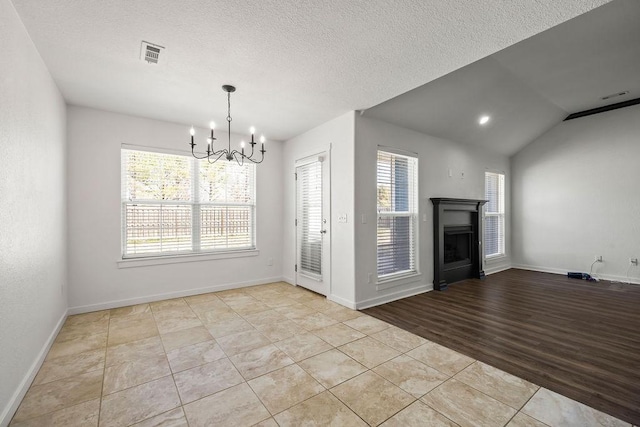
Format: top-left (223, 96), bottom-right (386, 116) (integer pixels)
top-left (479, 115), bottom-right (490, 125)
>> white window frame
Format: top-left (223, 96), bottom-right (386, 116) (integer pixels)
top-left (376, 148), bottom-right (419, 283)
top-left (484, 171), bottom-right (505, 259)
top-left (120, 146), bottom-right (256, 260)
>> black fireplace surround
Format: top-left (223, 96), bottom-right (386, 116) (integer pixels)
top-left (431, 198), bottom-right (487, 291)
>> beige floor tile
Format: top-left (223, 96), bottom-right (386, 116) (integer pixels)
top-left (183, 383), bottom-right (271, 427)
top-left (131, 407), bottom-right (188, 427)
top-left (322, 305), bottom-right (363, 322)
top-left (108, 311), bottom-right (155, 329)
top-left (373, 355), bottom-right (449, 398)
top-left (188, 298), bottom-right (230, 315)
top-left (291, 312), bottom-right (339, 330)
top-left (64, 311), bottom-right (109, 327)
top-left (9, 398), bottom-right (100, 427)
top-left (12, 370), bottom-right (103, 423)
top-left (506, 412), bottom-right (548, 427)
top-left (99, 376), bottom-right (181, 427)
top-left (33, 349), bottom-right (105, 386)
top-left (311, 323), bottom-right (366, 347)
top-left (275, 390), bottom-right (367, 426)
top-left (274, 303), bottom-right (318, 319)
top-left (56, 319), bottom-right (109, 343)
top-left (160, 325), bottom-right (213, 352)
top-left (197, 307), bottom-right (239, 325)
top-left (339, 336), bottom-right (401, 369)
top-left (173, 358), bottom-right (244, 403)
top-left (230, 344), bottom-right (294, 380)
top-left (105, 336), bottom-right (164, 366)
top-left (153, 308), bottom-right (202, 334)
top-left (255, 319), bottom-right (306, 341)
top-left (422, 379), bottom-right (517, 427)
top-left (302, 298), bottom-right (342, 312)
top-left (261, 296), bottom-right (299, 309)
top-left (243, 309), bottom-right (288, 326)
top-left (406, 342), bottom-right (474, 376)
top-left (225, 296), bottom-right (270, 313)
top-left (454, 361), bottom-right (539, 409)
top-left (248, 364), bottom-right (325, 415)
top-left (252, 417), bottom-right (279, 426)
top-left (184, 292), bottom-right (221, 305)
top-left (207, 315), bottom-right (255, 338)
top-left (108, 313), bottom-right (159, 346)
top-left (103, 353), bottom-right (171, 395)
top-left (149, 298), bottom-right (188, 311)
top-left (522, 388), bottom-right (630, 427)
top-left (370, 326), bottom-right (427, 353)
top-left (275, 332), bottom-right (332, 361)
top-left (216, 329), bottom-right (272, 356)
top-left (298, 349), bottom-right (367, 388)
top-left (46, 332), bottom-right (107, 360)
top-left (343, 315), bottom-right (390, 335)
top-left (110, 303), bottom-right (151, 318)
top-left (167, 340), bottom-right (226, 372)
top-left (330, 371), bottom-right (415, 426)
top-left (380, 400), bottom-right (459, 427)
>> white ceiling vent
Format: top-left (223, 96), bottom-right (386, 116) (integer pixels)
top-left (140, 41), bottom-right (164, 65)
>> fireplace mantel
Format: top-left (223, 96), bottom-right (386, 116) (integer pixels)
top-left (430, 198), bottom-right (487, 290)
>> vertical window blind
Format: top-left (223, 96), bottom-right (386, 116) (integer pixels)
top-left (484, 172), bottom-right (505, 258)
top-left (297, 161), bottom-right (323, 278)
top-left (376, 150), bottom-right (418, 279)
top-left (121, 149), bottom-right (255, 258)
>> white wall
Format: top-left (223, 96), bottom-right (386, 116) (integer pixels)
top-left (66, 106), bottom-right (284, 311)
top-left (0, 0), bottom-right (68, 423)
top-left (282, 112), bottom-right (357, 307)
top-left (354, 116), bottom-right (511, 308)
top-left (511, 104), bottom-right (640, 283)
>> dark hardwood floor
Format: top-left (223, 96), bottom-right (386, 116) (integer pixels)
top-left (363, 269), bottom-right (640, 425)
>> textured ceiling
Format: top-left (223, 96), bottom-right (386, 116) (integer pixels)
top-left (11, 0), bottom-right (610, 141)
top-left (364, 0), bottom-right (639, 156)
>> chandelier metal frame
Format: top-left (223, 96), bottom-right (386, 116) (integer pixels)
top-left (189, 85), bottom-right (265, 165)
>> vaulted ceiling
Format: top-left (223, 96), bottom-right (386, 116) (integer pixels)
top-left (365, 0), bottom-right (640, 155)
top-left (11, 0), bottom-right (611, 144)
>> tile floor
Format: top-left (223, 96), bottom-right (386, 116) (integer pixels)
top-left (10, 282), bottom-right (633, 426)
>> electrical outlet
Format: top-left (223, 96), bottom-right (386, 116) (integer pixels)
top-left (630, 258), bottom-right (638, 266)
top-left (594, 255), bottom-right (603, 262)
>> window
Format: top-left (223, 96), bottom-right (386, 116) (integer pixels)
top-left (377, 150), bottom-right (418, 280)
top-left (484, 172), bottom-right (505, 258)
top-left (121, 148), bottom-right (255, 258)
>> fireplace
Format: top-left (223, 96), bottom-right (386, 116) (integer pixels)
top-left (431, 198), bottom-right (486, 290)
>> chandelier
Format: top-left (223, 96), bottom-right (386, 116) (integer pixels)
top-left (189, 85), bottom-right (266, 164)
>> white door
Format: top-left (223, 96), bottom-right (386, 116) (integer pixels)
top-left (295, 154), bottom-right (330, 295)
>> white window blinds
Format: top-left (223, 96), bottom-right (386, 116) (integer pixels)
top-left (297, 161), bottom-right (323, 278)
top-left (377, 150), bottom-right (418, 279)
top-left (484, 172), bottom-right (505, 258)
top-left (121, 149), bottom-right (255, 258)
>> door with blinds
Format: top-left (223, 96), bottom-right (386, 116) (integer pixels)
top-left (295, 155), bottom-right (330, 295)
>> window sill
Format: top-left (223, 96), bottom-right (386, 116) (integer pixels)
top-left (376, 272), bottom-right (422, 291)
top-left (117, 249), bottom-right (260, 269)
top-left (485, 254), bottom-right (506, 262)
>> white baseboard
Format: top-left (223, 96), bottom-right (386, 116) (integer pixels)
top-left (1, 308), bottom-right (68, 427)
top-left (68, 276), bottom-right (286, 315)
top-left (355, 284), bottom-right (432, 310)
top-left (511, 264), bottom-right (640, 285)
top-left (485, 265), bottom-right (512, 275)
top-left (328, 294), bottom-right (357, 309)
